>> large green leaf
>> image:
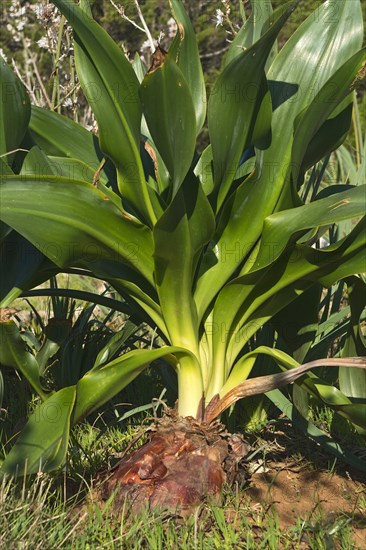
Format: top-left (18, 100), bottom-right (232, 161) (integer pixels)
top-left (52, 0), bottom-right (155, 225)
top-left (0, 230), bottom-right (58, 307)
top-left (0, 58), bottom-right (30, 166)
top-left (73, 346), bottom-right (200, 422)
top-left (139, 51), bottom-right (197, 198)
top-left (224, 10), bottom-right (255, 67)
top-left (0, 175), bottom-right (154, 284)
top-left (307, 380), bottom-right (366, 430)
top-left (242, 224), bottom-right (365, 345)
top-left (299, 104), bottom-right (353, 179)
top-left (29, 106), bottom-right (109, 183)
top-left (20, 145), bottom-right (57, 177)
top-left (210, 218), bottom-right (365, 389)
top-left (266, 0), bottom-right (363, 210)
top-left (208, 2), bottom-right (296, 211)
top-left (224, 0), bottom-right (277, 67)
top-left (291, 49), bottom-right (366, 188)
top-left (273, 284), bottom-right (322, 363)
top-left (206, 187), bottom-right (364, 376)
top-left (76, 258), bottom-right (165, 336)
top-left (1, 145), bottom-right (61, 305)
top-left (339, 277), bottom-right (366, 414)
top-left (169, 0), bottom-right (206, 132)
top-left (252, 185), bottom-right (366, 271)
top-left (153, 176), bottom-right (215, 354)
top-left (205, 350), bottom-right (366, 417)
top-left (0, 321), bottom-right (47, 399)
top-left (195, 0), bottom-right (364, 319)
top-left (1, 386), bottom-right (76, 475)
top-left (220, 347), bottom-right (366, 432)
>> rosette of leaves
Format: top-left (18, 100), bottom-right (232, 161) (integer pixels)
top-left (0, 0), bottom-right (365, 509)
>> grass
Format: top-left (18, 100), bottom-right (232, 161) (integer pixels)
top-left (0, 464), bottom-right (361, 549)
top-left (0, 411), bottom-right (364, 549)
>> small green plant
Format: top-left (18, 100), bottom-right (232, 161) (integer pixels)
top-left (0, 0), bottom-right (365, 483)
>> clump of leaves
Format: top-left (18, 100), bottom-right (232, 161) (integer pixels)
top-left (0, 0), bottom-right (365, 487)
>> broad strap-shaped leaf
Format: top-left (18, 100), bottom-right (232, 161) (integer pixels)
top-left (153, 175), bottom-right (215, 354)
top-left (248, 346), bottom-right (366, 431)
top-left (272, 284), bottom-right (322, 363)
top-left (208, 2), bottom-right (296, 211)
top-left (196, 183), bottom-right (365, 323)
top-left (139, 50), bottom-right (197, 199)
top-left (252, 185), bottom-right (366, 271)
top-left (299, 104), bottom-right (353, 180)
top-left (0, 175), bottom-right (154, 284)
top-left (21, 287), bottom-right (136, 320)
top-left (0, 58), bottom-right (30, 166)
top-left (195, 0), bottom-right (364, 320)
top-left (20, 145), bottom-right (57, 177)
top-left (0, 229), bottom-right (58, 307)
top-left (291, 49), bottom-right (366, 188)
top-left (305, 379), bottom-right (366, 431)
top-left (339, 277), bottom-right (366, 409)
top-left (1, 135), bottom-right (59, 305)
top-left (29, 106), bottom-right (109, 183)
top-left (210, 218), bottom-right (365, 388)
top-left (239, 229), bottom-right (365, 358)
top-left (223, 11), bottom-right (255, 67)
top-left (29, 107), bottom-right (118, 194)
top-left (218, 346), bottom-right (365, 432)
top-left (1, 386), bottom-right (76, 475)
top-left (52, 0), bottom-right (155, 225)
top-left (89, 269), bottom-right (167, 338)
top-left (266, 0), bottom-right (364, 209)
top-left (224, 0), bottom-right (276, 67)
top-left (0, 321), bottom-right (48, 399)
top-left (169, 0), bottom-right (206, 132)
top-left (73, 346), bottom-right (202, 422)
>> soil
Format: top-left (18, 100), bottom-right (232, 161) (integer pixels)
top-left (238, 421), bottom-right (366, 547)
top-left (244, 463), bottom-right (365, 548)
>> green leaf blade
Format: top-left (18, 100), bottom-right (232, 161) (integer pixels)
top-left (140, 52), bottom-right (197, 198)
top-left (208, 2), bottom-right (296, 211)
top-left (0, 58), bottom-right (30, 166)
top-left (1, 386), bottom-right (76, 475)
top-left (0, 175), bottom-right (154, 284)
top-left (169, 0), bottom-right (206, 132)
top-left (52, 0), bottom-right (155, 225)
